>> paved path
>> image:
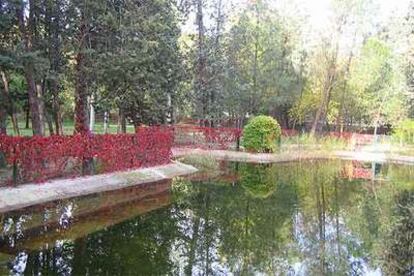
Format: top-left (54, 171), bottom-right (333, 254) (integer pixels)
top-left (0, 161), bottom-right (197, 213)
top-left (173, 148), bottom-right (414, 165)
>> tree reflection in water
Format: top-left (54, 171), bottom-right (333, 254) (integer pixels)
top-left (0, 161), bottom-right (413, 275)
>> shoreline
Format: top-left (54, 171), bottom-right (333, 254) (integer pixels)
top-left (0, 161), bottom-right (198, 213)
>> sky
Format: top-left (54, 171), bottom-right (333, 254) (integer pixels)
top-left (298, 0), bottom-right (411, 29)
top-left (183, 0), bottom-right (412, 34)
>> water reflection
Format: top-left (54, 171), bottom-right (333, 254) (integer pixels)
top-left (0, 161), bottom-right (412, 275)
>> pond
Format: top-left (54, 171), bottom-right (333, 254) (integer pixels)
top-left (0, 160), bottom-right (413, 275)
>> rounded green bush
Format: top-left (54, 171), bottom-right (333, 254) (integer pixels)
top-left (242, 115), bottom-right (281, 153)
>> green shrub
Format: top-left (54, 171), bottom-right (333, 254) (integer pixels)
top-left (393, 119), bottom-right (414, 144)
top-left (242, 115), bottom-right (281, 153)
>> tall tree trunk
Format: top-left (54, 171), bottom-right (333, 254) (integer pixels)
top-left (17, 0), bottom-right (45, 136)
top-left (46, 112), bottom-right (54, 135)
top-left (73, 15), bottom-right (93, 175)
top-left (0, 96), bottom-right (6, 135)
top-left (310, 93), bottom-right (326, 135)
top-left (53, 94), bottom-right (63, 135)
top-left (0, 106), bottom-right (5, 169)
top-left (251, 3), bottom-right (260, 115)
top-left (310, 59), bottom-right (337, 136)
top-left (336, 36), bottom-right (356, 133)
top-left (209, 0), bottom-right (223, 124)
top-left (46, 0), bottom-right (64, 135)
top-left (119, 108), bottom-right (126, 133)
top-left (196, 0), bottom-right (207, 121)
top-left (0, 70), bottom-right (19, 136)
top-left (25, 107), bottom-right (30, 129)
top-left (134, 123), bottom-right (140, 133)
top-left (74, 19), bottom-right (89, 134)
top-left (0, 71), bottom-right (8, 135)
top-left (10, 116), bottom-right (19, 136)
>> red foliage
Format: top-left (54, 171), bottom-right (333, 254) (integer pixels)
top-left (341, 161), bottom-right (373, 180)
top-left (173, 125), bottom-right (242, 150)
top-left (328, 131), bottom-right (353, 140)
top-left (281, 129), bottom-right (298, 137)
top-left (328, 131), bottom-right (374, 145)
top-left (0, 127), bottom-right (173, 184)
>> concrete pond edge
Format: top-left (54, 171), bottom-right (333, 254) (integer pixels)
top-left (173, 148), bottom-right (414, 166)
top-left (0, 161), bottom-right (198, 213)
top-left (1, 148), bottom-right (412, 214)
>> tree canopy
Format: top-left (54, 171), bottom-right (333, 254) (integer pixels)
top-left (0, 0), bottom-right (413, 135)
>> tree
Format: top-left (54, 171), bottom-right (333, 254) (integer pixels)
top-left (44, 0), bottom-right (67, 135)
top-left (194, 0), bottom-right (208, 125)
top-left (90, 0), bottom-right (184, 130)
top-left (348, 38), bottom-right (408, 133)
top-left (223, 0), bottom-right (301, 127)
top-left (16, 0), bottom-right (49, 136)
top-left (191, 0), bottom-right (227, 126)
top-left (67, 0), bottom-right (104, 134)
top-left (395, 1), bottom-right (414, 118)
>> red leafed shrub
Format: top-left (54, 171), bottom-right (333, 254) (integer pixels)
top-left (0, 127), bottom-right (173, 184)
top-left (341, 161), bottom-right (373, 180)
top-left (328, 131), bottom-right (374, 145)
top-left (328, 131), bottom-right (353, 140)
top-left (281, 129), bottom-right (298, 137)
top-left (173, 125), bottom-right (242, 150)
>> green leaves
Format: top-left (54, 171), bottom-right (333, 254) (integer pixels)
top-left (88, 0), bottom-right (183, 126)
top-left (223, 2), bottom-right (302, 119)
top-left (348, 37), bottom-right (408, 127)
top-left (242, 115), bottom-right (281, 153)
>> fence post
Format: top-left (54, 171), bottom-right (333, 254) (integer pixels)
top-left (12, 160), bottom-right (17, 186)
top-left (236, 136), bottom-right (240, 151)
top-left (0, 152), bottom-right (5, 169)
top-left (12, 145), bottom-right (18, 185)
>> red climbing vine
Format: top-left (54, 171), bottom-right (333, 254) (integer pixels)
top-left (0, 127), bottom-right (173, 184)
top-left (173, 125), bottom-right (243, 150)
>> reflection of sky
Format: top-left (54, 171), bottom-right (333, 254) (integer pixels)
top-left (167, 205), bottom-right (384, 275)
top-left (0, 162), bottom-right (410, 275)
top-left (53, 240), bottom-right (73, 276)
top-left (59, 203), bottom-right (74, 229)
top-left (11, 252), bottom-right (27, 275)
top-left (292, 212), bottom-right (381, 276)
top-left (171, 208), bottom-right (231, 275)
top-left (168, 205), bottom-right (385, 275)
top-left (1, 201), bottom-right (77, 275)
top-left (1, 196), bottom-right (385, 275)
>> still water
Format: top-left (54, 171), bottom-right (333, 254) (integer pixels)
top-left (0, 160), bottom-right (413, 275)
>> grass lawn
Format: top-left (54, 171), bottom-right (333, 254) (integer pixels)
top-left (5, 120), bottom-right (136, 136)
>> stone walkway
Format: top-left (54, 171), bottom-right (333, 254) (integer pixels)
top-left (173, 148), bottom-right (414, 165)
top-left (0, 161), bottom-right (198, 213)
